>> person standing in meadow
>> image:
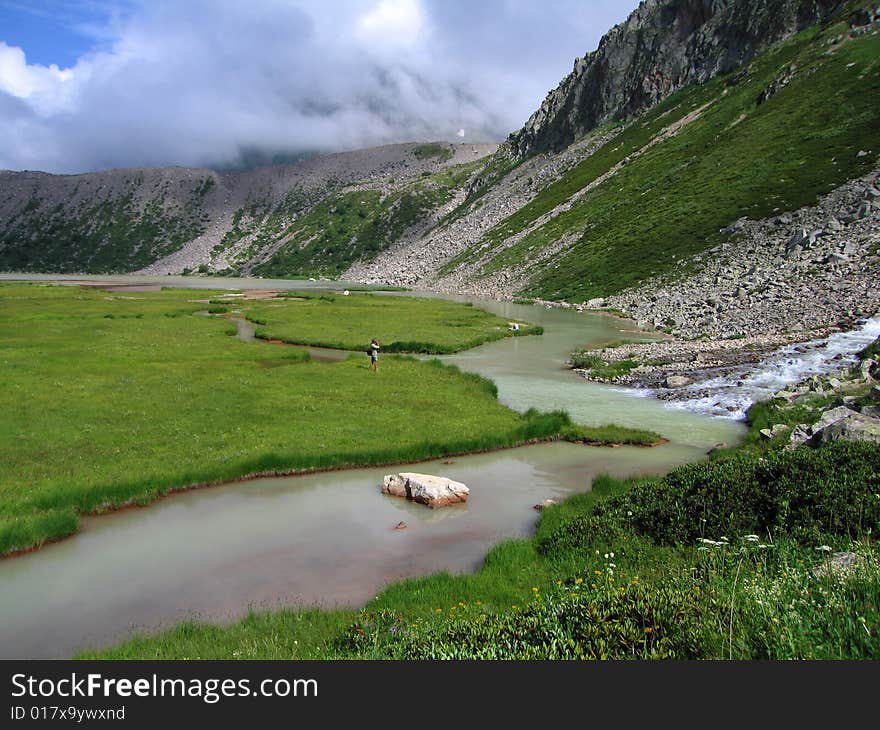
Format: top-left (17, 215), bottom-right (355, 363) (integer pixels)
top-left (369, 338), bottom-right (380, 372)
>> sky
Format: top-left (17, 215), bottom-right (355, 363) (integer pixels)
top-left (0, 0), bottom-right (640, 173)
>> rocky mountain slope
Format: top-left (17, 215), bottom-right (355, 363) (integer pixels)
top-left (506, 0), bottom-right (847, 158)
top-left (0, 143), bottom-right (495, 277)
top-left (352, 0), bottom-right (879, 335)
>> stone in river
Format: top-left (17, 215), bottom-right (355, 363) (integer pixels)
top-left (382, 472), bottom-right (469, 508)
top-left (664, 375), bottom-right (692, 388)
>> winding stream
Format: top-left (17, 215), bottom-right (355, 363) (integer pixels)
top-left (0, 275), bottom-right (746, 658)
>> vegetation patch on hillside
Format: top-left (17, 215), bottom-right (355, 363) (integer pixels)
top-left (0, 178), bottom-right (213, 274)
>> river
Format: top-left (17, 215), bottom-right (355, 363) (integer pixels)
top-left (0, 274), bottom-right (746, 658)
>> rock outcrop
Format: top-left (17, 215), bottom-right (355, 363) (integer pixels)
top-left (382, 473), bottom-right (470, 508)
top-left (506, 0), bottom-right (846, 158)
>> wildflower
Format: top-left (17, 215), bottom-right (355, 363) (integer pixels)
top-left (816, 545), bottom-right (833, 553)
top-left (556, 580), bottom-right (562, 586)
top-left (575, 577), bottom-right (583, 584)
top-left (610, 552), bottom-right (615, 558)
top-left (434, 608), bottom-right (442, 614)
top-left (743, 535), bottom-right (760, 542)
top-left (644, 627), bottom-right (653, 633)
top-left (532, 587), bottom-right (539, 592)
top-left (627, 510), bottom-right (633, 516)
top-left (475, 601), bottom-right (482, 605)
top-left (604, 553), bottom-right (609, 559)
top-left (591, 583), bottom-right (597, 589)
top-left (458, 602), bottom-right (465, 607)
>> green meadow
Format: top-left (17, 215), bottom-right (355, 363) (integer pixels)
top-left (0, 283), bottom-right (654, 556)
top-left (236, 290), bottom-right (542, 353)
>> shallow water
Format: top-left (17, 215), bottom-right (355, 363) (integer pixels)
top-left (0, 274), bottom-right (744, 658)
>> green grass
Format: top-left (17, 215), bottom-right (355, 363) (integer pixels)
top-left (0, 283), bottom-right (652, 557)
top-left (239, 292), bottom-right (543, 354)
top-left (441, 19), bottom-right (880, 301)
top-left (412, 143), bottom-right (454, 162)
top-left (569, 353), bottom-right (640, 379)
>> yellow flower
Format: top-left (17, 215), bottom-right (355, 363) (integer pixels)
top-left (556, 580), bottom-right (562, 586)
top-left (644, 627), bottom-right (653, 634)
top-left (434, 608), bottom-right (442, 613)
top-left (475, 601), bottom-right (482, 605)
top-left (591, 583), bottom-right (597, 589)
top-left (575, 577), bottom-right (583, 584)
top-left (532, 586), bottom-right (539, 592)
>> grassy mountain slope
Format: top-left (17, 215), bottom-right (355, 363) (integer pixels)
top-left (438, 12), bottom-right (879, 301)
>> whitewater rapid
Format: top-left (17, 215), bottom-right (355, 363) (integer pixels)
top-left (618, 316), bottom-right (880, 420)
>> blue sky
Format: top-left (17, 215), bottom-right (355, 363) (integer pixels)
top-left (0, 0), bottom-right (640, 172)
top-left (0, 0), bottom-right (131, 66)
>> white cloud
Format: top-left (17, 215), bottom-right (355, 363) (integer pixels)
top-left (357, 0), bottom-right (425, 48)
top-left (0, 0), bottom-right (640, 173)
top-left (0, 42), bottom-right (76, 113)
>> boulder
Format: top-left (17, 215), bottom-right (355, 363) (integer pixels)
top-left (811, 405), bottom-right (859, 433)
top-left (760, 424), bottom-right (788, 439)
top-left (788, 424), bottom-right (812, 448)
top-left (860, 405), bottom-right (880, 419)
top-left (533, 498), bottom-right (559, 511)
top-left (811, 551), bottom-right (863, 580)
top-left (818, 413), bottom-right (880, 444)
top-left (664, 375), bottom-right (692, 388)
top-left (382, 472), bottom-right (469, 508)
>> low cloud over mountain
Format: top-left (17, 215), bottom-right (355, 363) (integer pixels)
top-left (0, 0), bottom-right (634, 173)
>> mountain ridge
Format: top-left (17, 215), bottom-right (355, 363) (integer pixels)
top-left (505, 0), bottom-right (849, 158)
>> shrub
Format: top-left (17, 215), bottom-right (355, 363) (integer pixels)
top-left (595, 442), bottom-right (880, 546)
top-left (341, 580), bottom-right (707, 659)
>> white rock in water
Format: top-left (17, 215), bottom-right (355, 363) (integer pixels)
top-left (382, 472), bottom-right (469, 508)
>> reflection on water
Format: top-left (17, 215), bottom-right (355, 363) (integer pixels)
top-left (0, 274), bottom-right (744, 658)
